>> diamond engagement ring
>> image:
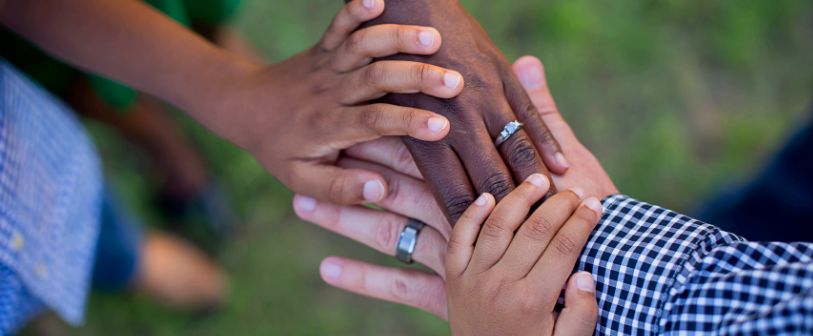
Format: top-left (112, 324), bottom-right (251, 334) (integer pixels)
top-left (494, 120), bottom-right (523, 147)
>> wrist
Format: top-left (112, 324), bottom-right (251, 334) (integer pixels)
top-left (174, 50), bottom-right (260, 116)
top-left (173, 50), bottom-right (265, 147)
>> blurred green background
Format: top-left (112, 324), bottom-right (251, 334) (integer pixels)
top-left (27, 0), bottom-right (813, 335)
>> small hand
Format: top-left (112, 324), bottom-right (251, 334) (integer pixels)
top-left (203, 0), bottom-right (465, 205)
top-left (445, 176), bottom-right (600, 335)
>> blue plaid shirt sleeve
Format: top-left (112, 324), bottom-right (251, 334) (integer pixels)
top-left (584, 195), bottom-right (813, 335)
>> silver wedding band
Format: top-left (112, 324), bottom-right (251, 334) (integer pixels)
top-left (395, 218), bottom-right (426, 264)
top-left (494, 120), bottom-right (523, 147)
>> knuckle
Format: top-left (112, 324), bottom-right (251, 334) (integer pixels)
top-left (415, 63), bottom-right (432, 85)
top-left (463, 73), bottom-right (488, 91)
top-left (524, 215), bottom-right (556, 242)
top-left (395, 25), bottom-right (411, 49)
top-left (345, 31), bottom-right (366, 54)
top-left (552, 234), bottom-right (580, 256)
top-left (480, 173), bottom-right (513, 200)
top-left (390, 276), bottom-right (410, 300)
top-left (375, 217), bottom-right (401, 251)
top-left (504, 136), bottom-right (538, 170)
top-left (327, 174), bottom-right (350, 203)
top-left (480, 221), bottom-right (506, 240)
top-left (447, 236), bottom-right (467, 251)
top-left (518, 102), bottom-right (537, 119)
top-left (363, 62), bottom-right (387, 85)
top-left (391, 276), bottom-right (434, 310)
top-left (400, 107), bottom-right (417, 130)
top-left (359, 105), bottom-right (384, 131)
top-left (441, 192), bottom-right (473, 222)
top-left (528, 98), bottom-right (558, 118)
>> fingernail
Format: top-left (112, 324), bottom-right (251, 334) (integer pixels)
top-left (418, 30), bottom-right (435, 47)
top-left (475, 193), bottom-right (488, 206)
top-left (519, 65), bottom-right (545, 89)
top-left (362, 0), bottom-right (375, 10)
top-left (363, 180), bottom-right (385, 202)
top-left (427, 116), bottom-right (448, 133)
top-left (555, 152), bottom-right (570, 169)
top-left (570, 187), bottom-right (585, 199)
top-left (584, 197), bottom-right (602, 213)
top-left (294, 195), bottom-right (317, 214)
top-left (527, 173), bottom-right (548, 187)
top-left (574, 272), bottom-right (595, 293)
top-left (321, 260), bottom-right (343, 280)
top-left (443, 72), bottom-right (461, 90)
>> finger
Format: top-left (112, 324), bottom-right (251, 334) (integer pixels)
top-left (504, 59), bottom-right (569, 174)
top-left (319, 257), bottom-right (449, 320)
top-left (446, 193), bottom-right (495, 278)
top-left (294, 195), bottom-right (447, 274)
top-left (486, 107), bottom-right (555, 195)
top-left (469, 174), bottom-right (550, 272)
top-left (496, 188), bottom-right (585, 278)
top-left (554, 272), bottom-right (598, 336)
top-left (512, 56), bottom-right (562, 123)
top-left (320, 0), bottom-right (385, 51)
top-left (337, 158), bottom-right (449, 238)
top-left (289, 163), bottom-right (387, 205)
top-left (344, 137), bottom-right (422, 179)
top-left (342, 61), bottom-right (463, 104)
top-left (528, 197), bottom-right (603, 296)
top-left (336, 104), bottom-right (450, 144)
top-left (333, 25), bottom-right (441, 72)
top-left (446, 117), bottom-right (516, 202)
top-left (403, 139), bottom-right (476, 222)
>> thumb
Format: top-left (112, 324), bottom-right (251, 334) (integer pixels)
top-left (554, 272), bottom-right (599, 336)
top-left (291, 164), bottom-right (388, 205)
top-left (512, 56), bottom-right (564, 125)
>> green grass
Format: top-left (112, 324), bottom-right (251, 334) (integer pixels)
top-left (30, 0), bottom-right (813, 335)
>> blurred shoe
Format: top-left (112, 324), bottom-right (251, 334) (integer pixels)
top-left (135, 231), bottom-right (227, 311)
top-left (157, 181), bottom-right (238, 254)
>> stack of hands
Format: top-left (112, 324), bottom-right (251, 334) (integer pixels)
top-left (281, 0), bottom-right (620, 334)
top-left (8, 1), bottom-right (813, 334)
top-left (3, 0), bottom-right (619, 334)
top-left (237, 0), bottom-right (617, 333)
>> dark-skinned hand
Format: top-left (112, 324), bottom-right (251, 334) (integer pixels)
top-left (353, 0), bottom-right (569, 222)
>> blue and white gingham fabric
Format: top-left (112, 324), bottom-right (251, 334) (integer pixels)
top-left (0, 60), bottom-right (102, 333)
top-left (585, 195), bottom-right (813, 334)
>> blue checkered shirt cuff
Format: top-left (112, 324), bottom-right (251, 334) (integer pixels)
top-left (583, 195), bottom-right (813, 334)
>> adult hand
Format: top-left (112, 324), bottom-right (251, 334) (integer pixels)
top-left (198, 0), bottom-right (466, 205)
top-left (357, 0), bottom-right (571, 221)
top-left (294, 56), bottom-right (617, 317)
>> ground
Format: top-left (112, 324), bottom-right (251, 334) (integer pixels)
top-left (24, 0), bottom-right (813, 335)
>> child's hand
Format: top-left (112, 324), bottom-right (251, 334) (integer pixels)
top-left (445, 174), bottom-right (601, 336)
